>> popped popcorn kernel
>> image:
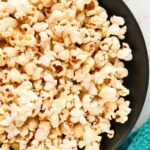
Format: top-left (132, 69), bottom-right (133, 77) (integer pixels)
top-left (99, 86), bottom-right (117, 101)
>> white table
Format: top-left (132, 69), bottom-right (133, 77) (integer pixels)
top-left (124, 0), bottom-right (150, 128)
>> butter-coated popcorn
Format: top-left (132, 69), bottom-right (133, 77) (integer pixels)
top-left (6, 57), bottom-right (16, 68)
top-left (58, 49), bottom-right (70, 61)
top-left (0, 144), bottom-right (10, 150)
top-left (60, 138), bottom-right (77, 150)
top-left (34, 121), bottom-right (51, 141)
top-left (115, 98), bottom-right (131, 123)
top-left (70, 108), bottom-right (86, 124)
top-left (111, 15), bottom-right (125, 26)
top-left (8, 69), bottom-right (22, 83)
top-left (99, 86), bottom-right (117, 101)
top-left (24, 62), bottom-right (37, 75)
top-left (114, 58), bottom-right (125, 68)
top-left (69, 28), bottom-right (83, 44)
top-left (94, 51), bottom-right (108, 68)
top-left (37, 55), bottom-right (50, 67)
top-left (53, 43), bottom-right (65, 53)
top-left (22, 34), bottom-right (36, 47)
top-left (21, 24), bottom-right (34, 34)
top-left (0, 17), bottom-right (18, 29)
top-left (76, 12), bottom-right (86, 25)
top-left (27, 118), bottom-right (38, 131)
top-left (44, 81), bottom-right (57, 92)
top-left (0, 0), bottom-right (132, 149)
top-left (50, 114), bottom-right (59, 128)
top-left (115, 67), bottom-right (128, 79)
top-left (107, 24), bottom-right (127, 39)
top-left (117, 43), bottom-right (133, 61)
top-left (51, 3), bottom-right (65, 12)
top-left (86, 13), bottom-right (108, 29)
top-left (47, 10), bottom-right (63, 24)
top-left (60, 122), bottom-right (72, 136)
top-left (33, 22), bottom-right (48, 32)
top-left (31, 67), bottom-right (43, 80)
top-left (17, 53), bottom-right (30, 65)
top-left (3, 47), bottom-right (18, 58)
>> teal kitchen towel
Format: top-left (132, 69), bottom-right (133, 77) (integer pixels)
top-left (117, 118), bottom-right (150, 150)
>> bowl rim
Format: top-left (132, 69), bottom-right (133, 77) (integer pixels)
top-left (113, 1), bottom-right (149, 149)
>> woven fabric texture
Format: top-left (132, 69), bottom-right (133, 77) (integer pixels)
top-left (117, 118), bottom-right (150, 150)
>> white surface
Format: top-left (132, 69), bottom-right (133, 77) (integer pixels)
top-left (123, 0), bottom-right (150, 128)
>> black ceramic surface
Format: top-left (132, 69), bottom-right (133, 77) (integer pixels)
top-left (99, 0), bottom-right (149, 150)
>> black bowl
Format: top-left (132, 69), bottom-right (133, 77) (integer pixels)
top-left (99, 0), bottom-right (149, 150)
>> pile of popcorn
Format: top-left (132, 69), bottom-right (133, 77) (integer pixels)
top-left (0, 0), bottom-right (132, 149)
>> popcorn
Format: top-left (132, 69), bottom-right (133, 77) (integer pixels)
top-left (8, 68), bottom-right (22, 83)
top-left (34, 121), bottom-right (51, 142)
top-left (60, 122), bottom-right (72, 136)
top-left (74, 124), bottom-right (84, 138)
top-left (83, 126), bottom-right (94, 145)
top-left (88, 101), bottom-right (102, 116)
top-left (0, 0), bottom-right (132, 149)
top-left (60, 138), bottom-right (77, 150)
top-left (27, 118), bottom-right (38, 131)
top-left (0, 144), bottom-right (10, 150)
top-left (20, 125), bottom-right (29, 137)
top-left (6, 123), bottom-right (20, 139)
top-left (38, 31), bottom-right (50, 49)
top-left (43, 71), bottom-right (54, 82)
top-left (86, 13), bottom-right (108, 29)
top-left (107, 24), bottom-right (127, 39)
top-left (82, 42), bottom-right (96, 54)
top-left (58, 49), bottom-right (70, 61)
top-left (82, 28), bottom-right (102, 43)
top-left (10, 143), bottom-right (19, 150)
top-left (53, 43), bottom-right (65, 54)
top-left (99, 86), bottom-right (117, 101)
top-left (17, 53), bottom-right (30, 66)
top-left (85, 142), bottom-right (99, 150)
top-left (21, 24), bottom-right (34, 34)
top-left (33, 67), bottom-right (43, 80)
top-left (94, 51), bottom-right (108, 68)
top-left (76, 12), bottom-right (86, 25)
top-left (23, 34), bottom-right (37, 47)
top-left (116, 67), bottom-right (128, 79)
top-left (110, 16), bottom-right (125, 26)
top-left (47, 10), bottom-right (63, 24)
top-left (99, 118), bottom-right (111, 133)
top-left (70, 29), bottom-right (83, 44)
top-left (51, 3), bottom-right (65, 12)
top-left (117, 43), bottom-right (133, 61)
top-left (75, 0), bottom-right (86, 11)
top-left (50, 114), bottom-right (59, 128)
top-left (24, 62), bottom-right (37, 76)
top-left (63, 8), bottom-right (76, 20)
top-left (3, 47), bottom-right (18, 58)
top-left (70, 48), bottom-right (89, 69)
top-left (107, 130), bottom-right (115, 139)
top-left (85, 6), bottom-right (102, 17)
top-left (100, 36), bottom-right (121, 52)
top-left (51, 61), bottom-right (66, 77)
top-left (33, 22), bottom-right (48, 32)
top-left (38, 55), bottom-right (50, 67)
top-left (73, 94), bottom-right (82, 109)
top-left (0, 17), bottom-right (18, 29)
top-left (70, 108), bottom-right (86, 124)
